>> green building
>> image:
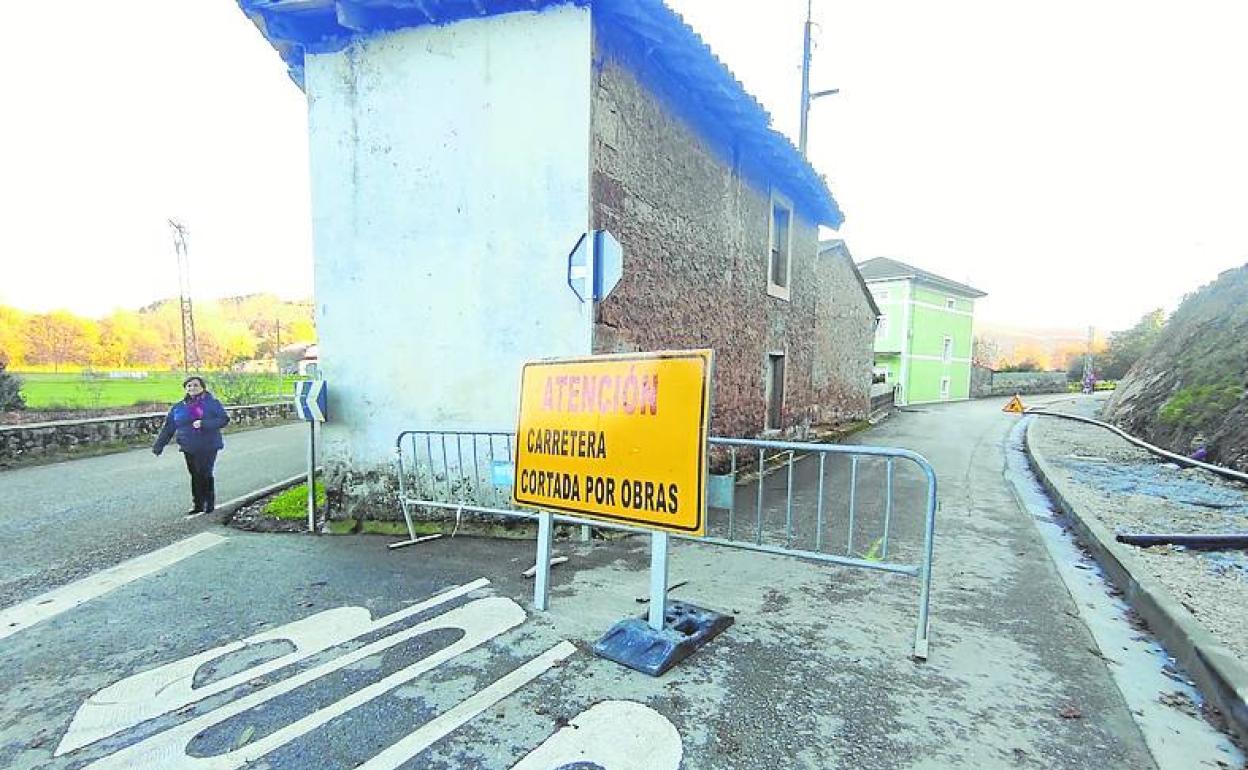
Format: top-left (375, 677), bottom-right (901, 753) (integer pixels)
top-left (857, 258), bottom-right (987, 405)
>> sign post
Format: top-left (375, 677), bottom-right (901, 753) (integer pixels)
top-left (513, 350), bottom-right (731, 674)
top-left (648, 531), bottom-right (670, 631)
top-left (307, 419), bottom-right (315, 532)
top-left (567, 229), bottom-right (626, 544)
top-left (534, 512), bottom-right (554, 611)
top-left (294, 379), bottom-right (327, 533)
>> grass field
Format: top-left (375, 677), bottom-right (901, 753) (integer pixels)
top-left (14, 372), bottom-right (295, 410)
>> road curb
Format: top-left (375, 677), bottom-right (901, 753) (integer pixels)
top-left (199, 473), bottom-right (308, 523)
top-left (1023, 418), bottom-right (1248, 745)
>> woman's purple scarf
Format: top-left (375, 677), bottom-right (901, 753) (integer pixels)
top-left (188, 394), bottom-right (205, 427)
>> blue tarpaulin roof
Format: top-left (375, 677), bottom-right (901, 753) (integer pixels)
top-left (238, 0), bottom-right (844, 227)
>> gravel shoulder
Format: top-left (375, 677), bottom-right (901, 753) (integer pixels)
top-left (1026, 397), bottom-right (1248, 740)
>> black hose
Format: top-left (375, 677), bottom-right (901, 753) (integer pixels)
top-left (1026, 409), bottom-right (1248, 485)
top-left (1115, 533), bottom-right (1248, 550)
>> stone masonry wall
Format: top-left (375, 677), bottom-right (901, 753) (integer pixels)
top-left (988, 371), bottom-right (1069, 396)
top-left (0, 403), bottom-right (295, 465)
top-left (970, 364), bottom-right (994, 398)
top-left (814, 243), bottom-right (876, 422)
top-left (589, 55), bottom-right (874, 438)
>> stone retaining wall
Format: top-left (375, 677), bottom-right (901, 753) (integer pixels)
top-left (970, 365), bottom-right (994, 398)
top-left (970, 370), bottom-right (1070, 398)
top-left (0, 403), bottom-right (295, 464)
top-left (870, 384), bottom-right (896, 416)
top-left (989, 371), bottom-right (1069, 396)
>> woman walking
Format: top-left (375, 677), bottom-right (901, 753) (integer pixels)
top-left (152, 376), bottom-right (230, 514)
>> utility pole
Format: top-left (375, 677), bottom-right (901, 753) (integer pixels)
top-left (798, 0), bottom-right (839, 156)
top-left (1082, 326), bottom-right (1096, 394)
top-left (168, 219), bottom-right (201, 373)
top-left (274, 315), bottom-right (283, 394)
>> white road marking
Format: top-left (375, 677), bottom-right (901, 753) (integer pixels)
top-left (0, 533), bottom-right (227, 642)
top-left (510, 700), bottom-right (682, 770)
top-left (56, 578), bottom-right (490, 756)
top-left (80, 596), bottom-right (527, 770)
top-left (357, 641), bottom-right (578, 770)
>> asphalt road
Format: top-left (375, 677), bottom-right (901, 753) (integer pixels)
top-left (0, 422), bottom-right (307, 606)
top-left (2, 399), bottom-right (1236, 769)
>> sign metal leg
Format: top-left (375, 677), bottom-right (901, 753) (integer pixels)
top-left (307, 420), bottom-right (316, 533)
top-left (534, 512), bottom-right (554, 611)
top-left (648, 531), bottom-right (669, 631)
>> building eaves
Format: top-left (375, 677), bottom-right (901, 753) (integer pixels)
top-left (236, 0), bottom-right (844, 228)
top-left (856, 257), bottom-right (987, 299)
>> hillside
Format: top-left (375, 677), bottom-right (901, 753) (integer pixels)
top-left (1103, 264), bottom-right (1248, 472)
top-left (0, 294), bottom-right (315, 371)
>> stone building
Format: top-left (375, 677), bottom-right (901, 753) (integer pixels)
top-left (238, 0), bottom-right (877, 517)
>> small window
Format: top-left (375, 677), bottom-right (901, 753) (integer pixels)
top-left (767, 195), bottom-right (793, 299)
top-left (945, 298), bottom-right (956, 310)
top-left (875, 289), bottom-right (890, 303)
top-left (942, 336), bottom-right (953, 363)
top-left (940, 377), bottom-right (951, 399)
top-left (765, 353), bottom-right (786, 430)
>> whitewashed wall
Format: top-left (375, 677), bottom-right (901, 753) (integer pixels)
top-left (305, 6), bottom-right (593, 470)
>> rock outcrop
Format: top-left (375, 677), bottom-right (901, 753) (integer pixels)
top-left (1103, 264), bottom-right (1248, 472)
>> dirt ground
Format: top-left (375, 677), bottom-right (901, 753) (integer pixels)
top-left (1028, 404), bottom-right (1248, 667)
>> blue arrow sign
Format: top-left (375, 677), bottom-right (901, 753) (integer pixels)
top-left (567, 233), bottom-right (591, 302)
top-left (294, 380), bottom-right (327, 422)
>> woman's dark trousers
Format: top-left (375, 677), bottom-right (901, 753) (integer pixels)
top-left (183, 450), bottom-right (219, 512)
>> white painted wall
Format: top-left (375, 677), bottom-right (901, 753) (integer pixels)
top-left (866, 278), bottom-right (908, 351)
top-left (305, 6), bottom-right (593, 468)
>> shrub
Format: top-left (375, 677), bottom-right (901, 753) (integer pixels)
top-left (1158, 381), bottom-right (1243, 427)
top-left (0, 362), bottom-right (25, 410)
top-left (998, 359), bottom-right (1043, 373)
top-left (212, 372), bottom-right (271, 406)
top-left (80, 368), bottom-right (106, 410)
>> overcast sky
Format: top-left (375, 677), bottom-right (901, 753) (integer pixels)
top-left (3, 1), bottom-right (1246, 333)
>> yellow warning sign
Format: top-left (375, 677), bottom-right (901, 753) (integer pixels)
top-left (513, 350), bottom-right (713, 535)
top-left (1003, 395), bottom-right (1027, 414)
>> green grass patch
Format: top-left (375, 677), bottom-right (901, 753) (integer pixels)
top-left (327, 518), bottom-right (360, 535)
top-left (15, 371), bottom-right (295, 410)
top-left (359, 520), bottom-right (425, 536)
top-left (861, 537), bottom-right (884, 562)
top-left (1067, 380), bottom-right (1118, 393)
top-left (265, 482), bottom-right (327, 520)
top-left (18, 373), bottom-right (184, 410)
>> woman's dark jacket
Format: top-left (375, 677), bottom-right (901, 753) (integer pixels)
top-left (152, 394), bottom-right (230, 455)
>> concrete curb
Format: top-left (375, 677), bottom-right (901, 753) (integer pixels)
top-left (193, 473), bottom-right (308, 524)
top-left (1023, 419), bottom-right (1248, 744)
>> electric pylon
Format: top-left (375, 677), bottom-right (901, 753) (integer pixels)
top-left (168, 219), bottom-right (201, 373)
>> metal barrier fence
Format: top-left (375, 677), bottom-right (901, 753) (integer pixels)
top-left (394, 429), bottom-right (938, 659)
